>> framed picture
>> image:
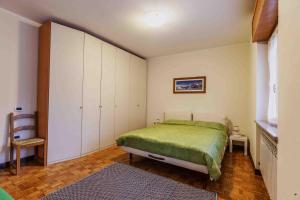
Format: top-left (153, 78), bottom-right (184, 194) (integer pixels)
top-left (173, 76), bottom-right (206, 94)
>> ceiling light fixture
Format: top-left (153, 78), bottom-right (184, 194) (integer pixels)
top-left (143, 11), bottom-right (166, 27)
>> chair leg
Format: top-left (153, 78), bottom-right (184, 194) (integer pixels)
top-left (34, 146), bottom-right (38, 161)
top-left (43, 144), bottom-right (47, 166)
top-left (10, 144), bottom-right (14, 174)
top-left (16, 146), bottom-right (21, 175)
top-left (129, 153), bottom-right (133, 164)
top-left (10, 144), bottom-right (14, 166)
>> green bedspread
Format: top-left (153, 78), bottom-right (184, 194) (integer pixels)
top-left (0, 188), bottom-right (13, 200)
top-left (116, 120), bottom-right (228, 180)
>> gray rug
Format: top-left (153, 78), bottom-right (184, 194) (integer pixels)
top-left (42, 163), bottom-right (217, 200)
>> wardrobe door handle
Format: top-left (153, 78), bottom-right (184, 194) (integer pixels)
top-left (80, 106), bottom-right (83, 109)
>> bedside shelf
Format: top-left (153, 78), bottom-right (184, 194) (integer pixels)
top-left (229, 134), bottom-right (248, 155)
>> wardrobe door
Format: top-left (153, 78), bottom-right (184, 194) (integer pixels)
top-left (48, 23), bottom-right (84, 163)
top-left (129, 56), bottom-right (147, 130)
top-left (100, 42), bottom-right (116, 149)
top-left (115, 49), bottom-right (130, 138)
top-left (137, 58), bottom-right (147, 128)
top-left (81, 34), bottom-right (102, 155)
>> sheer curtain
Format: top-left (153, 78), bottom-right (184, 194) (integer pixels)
top-left (267, 29), bottom-right (278, 125)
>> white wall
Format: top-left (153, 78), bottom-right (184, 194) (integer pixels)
top-left (250, 42), bottom-right (269, 168)
top-left (277, 0), bottom-right (300, 199)
top-left (249, 43), bottom-right (257, 166)
top-left (0, 8), bottom-right (39, 164)
top-left (255, 44), bottom-right (269, 121)
top-left (147, 43), bottom-right (255, 140)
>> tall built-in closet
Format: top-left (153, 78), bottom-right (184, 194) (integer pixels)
top-left (37, 22), bottom-right (147, 164)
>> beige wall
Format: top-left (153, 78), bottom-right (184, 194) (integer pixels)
top-left (147, 43), bottom-right (255, 144)
top-left (0, 8), bottom-right (39, 164)
top-left (277, 0), bottom-right (300, 198)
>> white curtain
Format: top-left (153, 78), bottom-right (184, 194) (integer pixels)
top-left (267, 29), bottom-right (278, 125)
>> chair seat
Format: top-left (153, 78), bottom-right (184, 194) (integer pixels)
top-left (12, 138), bottom-right (45, 146)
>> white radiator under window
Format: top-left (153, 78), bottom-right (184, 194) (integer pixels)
top-left (260, 133), bottom-right (277, 200)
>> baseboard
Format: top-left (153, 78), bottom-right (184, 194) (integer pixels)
top-left (0, 155), bottom-right (35, 169)
top-left (248, 151), bottom-right (261, 176)
top-left (254, 169), bottom-right (262, 176)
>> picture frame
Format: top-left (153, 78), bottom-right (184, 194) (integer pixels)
top-left (173, 76), bottom-right (206, 94)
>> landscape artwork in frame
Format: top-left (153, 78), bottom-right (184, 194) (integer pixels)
top-left (173, 76), bottom-right (206, 94)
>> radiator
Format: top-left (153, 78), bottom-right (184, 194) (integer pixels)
top-left (260, 133), bottom-right (277, 200)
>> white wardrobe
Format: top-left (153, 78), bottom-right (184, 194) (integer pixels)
top-left (37, 22), bottom-right (147, 164)
top-left (100, 43), bottom-right (116, 150)
top-left (47, 22), bottom-right (84, 163)
top-left (115, 49), bottom-right (130, 139)
top-left (82, 34), bottom-right (102, 155)
top-left (129, 56), bottom-right (147, 130)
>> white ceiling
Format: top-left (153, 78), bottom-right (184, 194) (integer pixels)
top-left (0, 0), bottom-right (254, 58)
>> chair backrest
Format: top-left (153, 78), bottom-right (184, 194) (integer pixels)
top-left (9, 112), bottom-right (37, 143)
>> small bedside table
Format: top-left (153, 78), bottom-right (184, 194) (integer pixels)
top-left (229, 134), bottom-right (248, 155)
top-left (153, 119), bottom-right (161, 125)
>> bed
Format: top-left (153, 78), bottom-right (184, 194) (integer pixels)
top-left (116, 112), bottom-right (228, 181)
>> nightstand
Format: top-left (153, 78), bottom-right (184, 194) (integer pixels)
top-left (153, 119), bottom-right (161, 125)
top-left (229, 134), bottom-right (248, 155)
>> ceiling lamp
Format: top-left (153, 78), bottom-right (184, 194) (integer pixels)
top-left (143, 11), bottom-right (166, 27)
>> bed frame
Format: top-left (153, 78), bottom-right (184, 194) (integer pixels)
top-left (121, 138), bottom-right (228, 181)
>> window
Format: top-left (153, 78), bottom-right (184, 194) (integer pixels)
top-left (267, 28), bottom-right (278, 125)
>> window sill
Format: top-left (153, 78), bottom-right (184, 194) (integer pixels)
top-left (255, 120), bottom-right (278, 144)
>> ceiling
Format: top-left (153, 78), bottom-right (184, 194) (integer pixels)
top-left (0, 0), bottom-right (254, 58)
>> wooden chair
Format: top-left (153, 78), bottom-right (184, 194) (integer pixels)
top-left (9, 112), bottom-right (46, 175)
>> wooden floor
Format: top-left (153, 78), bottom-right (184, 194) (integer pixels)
top-left (0, 146), bottom-right (270, 200)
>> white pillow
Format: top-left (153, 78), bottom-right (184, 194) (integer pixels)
top-left (164, 111), bottom-right (192, 121)
top-left (192, 112), bottom-right (225, 125)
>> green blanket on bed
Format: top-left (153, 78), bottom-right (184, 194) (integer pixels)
top-left (116, 120), bottom-right (228, 180)
top-left (0, 188), bottom-right (13, 200)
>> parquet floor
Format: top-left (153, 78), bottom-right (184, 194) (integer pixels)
top-left (0, 146), bottom-right (270, 200)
